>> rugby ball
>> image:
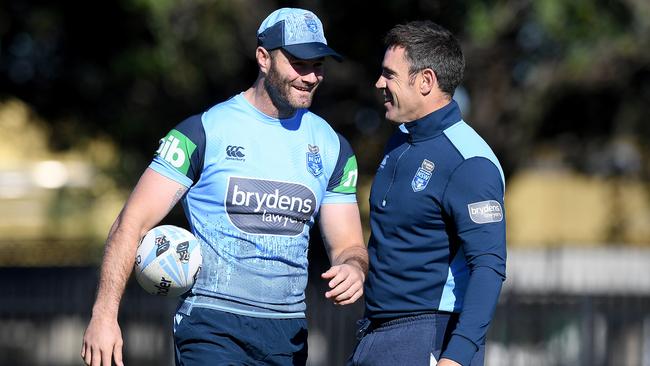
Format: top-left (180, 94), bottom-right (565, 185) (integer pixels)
top-left (134, 225), bottom-right (202, 297)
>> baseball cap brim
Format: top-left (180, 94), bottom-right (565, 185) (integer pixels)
top-left (282, 43), bottom-right (343, 62)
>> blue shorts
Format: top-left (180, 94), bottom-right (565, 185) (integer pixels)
top-left (347, 313), bottom-right (485, 366)
top-left (173, 307), bottom-right (308, 366)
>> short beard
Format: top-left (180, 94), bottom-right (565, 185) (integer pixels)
top-left (264, 57), bottom-right (296, 117)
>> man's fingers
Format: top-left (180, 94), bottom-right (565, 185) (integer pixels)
top-left (101, 347), bottom-right (112, 366)
top-left (325, 286), bottom-right (343, 299)
top-left (91, 346), bottom-right (102, 366)
top-left (323, 267), bottom-right (346, 296)
top-left (114, 341), bottom-right (124, 366)
top-left (336, 289), bottom-right (363, 305)
top-left (324, 265), bottom-right (358, 289)
top-left (334, 282), bottom-right (362, 302)
top-left (82, 344), bottom-right (91, 366)
top-left (327, 272), bottom-right (347, 290)
top-left (323, 264), bottom-right (364, 305)
top-left (323, 264), bottom-right (365, 301)
top-left (325, 274), bottom-right (352, 298)
top-left (326, 275), bottom-right (363, 301)
top-left (321, 266), bottom-right (338, 279)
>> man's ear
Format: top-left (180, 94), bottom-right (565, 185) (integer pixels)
top-left (256, 47), bottom-right (272, 73)
top-left (420, 68), bottom-right (437, 95)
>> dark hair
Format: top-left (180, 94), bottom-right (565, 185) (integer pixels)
top-left (384, 20), bottom-right (465, 97)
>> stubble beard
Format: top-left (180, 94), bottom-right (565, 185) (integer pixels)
top-left (264, 61), bottom-right (313, 116)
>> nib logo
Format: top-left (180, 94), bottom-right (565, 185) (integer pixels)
top-left (156, 129), bottom-right (197, 175)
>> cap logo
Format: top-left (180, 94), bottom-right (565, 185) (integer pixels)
top-left (303, 14), bottom-right (318, 33)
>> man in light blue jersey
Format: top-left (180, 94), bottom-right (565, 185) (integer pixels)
top-left (82, 8), bottom-right (368, 366)
top-left (348, 21), bottom-right (506, 366)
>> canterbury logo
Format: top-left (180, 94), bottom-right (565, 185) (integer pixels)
top-left (226, 145), bottom-right (245, 158)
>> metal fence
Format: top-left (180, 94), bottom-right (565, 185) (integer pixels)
top-left (489, 293), bottom-right (650, 366)
top-left (2, 248), bottom-right (650, 366)
top-left (0, 266), bottom-right (365, 366)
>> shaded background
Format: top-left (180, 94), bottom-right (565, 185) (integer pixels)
top-left (1, 0), bottom-right (649, 365)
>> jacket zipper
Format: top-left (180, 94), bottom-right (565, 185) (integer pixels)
top-left (381, 143), bottom-right (411, 207)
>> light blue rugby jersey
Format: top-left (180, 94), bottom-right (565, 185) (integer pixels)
top-left (149, 93), bottom-right (359, 318)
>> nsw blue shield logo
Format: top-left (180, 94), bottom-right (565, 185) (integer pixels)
top-left (306, 144), bottom-right (323, 177)
top-left (303, 15), bottom-right (319, 33)
top-left (411, 159), bottom-right (435, 192)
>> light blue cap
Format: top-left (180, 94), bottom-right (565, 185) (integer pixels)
top-left (256, 8), bottom-right (343, 62)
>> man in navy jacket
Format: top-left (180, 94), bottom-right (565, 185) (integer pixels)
top-left (348, 20), bottom-right (506, 366)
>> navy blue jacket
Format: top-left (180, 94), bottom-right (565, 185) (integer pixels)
top-left (364, 100), bottom-right (507, 365)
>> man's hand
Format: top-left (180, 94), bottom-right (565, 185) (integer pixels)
top-left (321, 262), bottom-right (365, 305)
top-left (81, 316), bottom-right (124, 366)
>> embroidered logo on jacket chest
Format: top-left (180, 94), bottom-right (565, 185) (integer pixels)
top-left (411, 159), bottom-right (435, 192)
top-left (306, 144), bottom-right (323, 177)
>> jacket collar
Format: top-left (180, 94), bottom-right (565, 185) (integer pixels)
top-left (399, 100), bottom-right (462, 142)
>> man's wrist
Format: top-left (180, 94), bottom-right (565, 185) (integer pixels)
top-left (91, 300), bottom-right (120, 320)
top-left (343, 256), bottom-right (368, 275)
top-left (441, 334), bottom-right (477, 366)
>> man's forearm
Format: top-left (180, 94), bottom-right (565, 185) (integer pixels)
top-left (92, 218), bottom-right (142, 318)
top-left (442, 266), bottom-right (504, 365)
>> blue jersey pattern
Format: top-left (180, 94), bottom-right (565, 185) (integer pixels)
top-left (149, 93), bottom-right (358, 318)
top-left (364, 100), bottom-right (506, 364)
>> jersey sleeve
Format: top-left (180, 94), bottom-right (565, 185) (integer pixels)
top-left (323, 133), bottom-right (358, 204)
top-left (148, 114), bottom-right (206, 188)
top-left (440, 157), bottom-right (507, 365)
